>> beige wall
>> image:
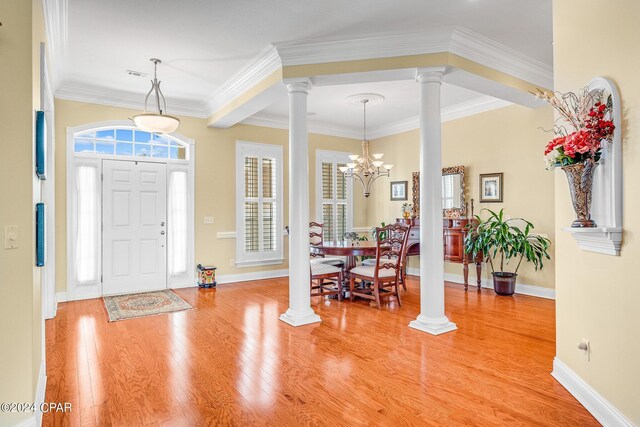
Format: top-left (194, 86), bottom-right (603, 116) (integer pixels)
top-left (0, 0), bottom-right (46, 425)
top-left (553, 0), bottom-right (640, 423)
top-left (367, 104), bottom-right (555, 289)
top-left (54, 99), bottom-right (366, 293)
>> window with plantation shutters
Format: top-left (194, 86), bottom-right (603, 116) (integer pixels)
top-left (236, 142), bottom-right (283, 267)
top-left (316, 151), bottom-right (353, 243)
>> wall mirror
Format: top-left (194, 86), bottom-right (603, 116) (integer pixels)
top-left (412, 166), bottom-right (466, 218)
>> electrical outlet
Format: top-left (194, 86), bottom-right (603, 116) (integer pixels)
top-left (230, 259), bottom-right (235, 267)
top-left (5, 225), bottom-right (18, 249)
top-left (203, 216), bottom-right (214, 224)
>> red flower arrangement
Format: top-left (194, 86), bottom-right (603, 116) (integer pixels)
top-left (535, 89), bottom-right (615, 169)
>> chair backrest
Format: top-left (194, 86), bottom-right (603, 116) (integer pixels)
top-left (309, 221), bottom-right (325, 258)
top-left (374, 223), bottom-right (410, 277)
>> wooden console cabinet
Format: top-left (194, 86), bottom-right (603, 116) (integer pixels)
top-left (398, 218), bottom-right (483, 291)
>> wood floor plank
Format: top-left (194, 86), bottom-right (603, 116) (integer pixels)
top-left (43, 278), bottom-right (598, 426)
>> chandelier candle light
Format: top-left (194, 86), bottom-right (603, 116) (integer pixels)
top-left (132, 58), bottom-right (180, 134)
top-left (340, 95), bottom-right (393, 197)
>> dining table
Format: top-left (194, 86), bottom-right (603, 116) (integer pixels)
top-left (310, 241), bottom-right (380, 273)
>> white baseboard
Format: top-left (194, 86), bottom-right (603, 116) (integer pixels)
top-left (406, 268), bottom-right (556, 300)
top-left (55, 292), bottom-right (67, 303)
top-left (216, 268), bottom-right (289, 285)
top-left (35, 360), bottom-right (46, 426)
top-left (552, 358), bottom-right (633, 427)
top-left (13, 361), bottom-right (47, 427)
top-left (13, 415), bottom-right (36, 427)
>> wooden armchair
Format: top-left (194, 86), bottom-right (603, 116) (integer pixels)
top-left (349, 223), bottom-right (409, 309)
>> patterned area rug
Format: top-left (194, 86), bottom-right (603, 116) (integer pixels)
top-left (103, 290), bottom-right (193, 322)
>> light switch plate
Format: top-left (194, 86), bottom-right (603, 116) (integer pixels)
top-left (5, 225), bottom-right (18, 249)
top-left (204, 216), bottom-right (214, 224)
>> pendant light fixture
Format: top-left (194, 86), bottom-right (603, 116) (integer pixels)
top-left (340, 94), bottom-right (393, 197)
top-left (132, 58), bottom-right (180, 134)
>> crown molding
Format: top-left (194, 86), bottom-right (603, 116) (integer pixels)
top-left (366, 96), bottom-right (512, 139)
top-left (241, 112), bottom-right (363, 140)
top-left (273, 27), bottom-right (453, 66)
top-left (241, 96), bottom-right (512, 140)
top-left (55, 81), bottom-right (208, 118)
top-left (204, 45), bottom-right (282, 116)
top-left (42, 0), bottom-right (68, 91)
top-left (449, 26), bottom-right (553, 89)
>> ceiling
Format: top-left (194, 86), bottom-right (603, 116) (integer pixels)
top-left (247, 81), bottom-right (509, 139)
top-left (58, 0), bottom-right (552, 131)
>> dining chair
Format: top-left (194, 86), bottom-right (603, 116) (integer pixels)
top-left (310, 262), bottom-right (343, 301)
top-left (349, 223), bottom-right (410, 309)
top-left (309, 222), bottom-right (345, 268)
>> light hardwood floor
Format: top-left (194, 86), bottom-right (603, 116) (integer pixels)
top-left (44, 277), bottom-right (597, 426)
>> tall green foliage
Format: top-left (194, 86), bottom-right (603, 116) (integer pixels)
top-left (464, 209), bottom-right (551, 275)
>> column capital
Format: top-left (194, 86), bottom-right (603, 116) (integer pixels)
top-left (415, 66), bottom-right (447, 84)
top-left (285, 78), bottom-right (312, 94)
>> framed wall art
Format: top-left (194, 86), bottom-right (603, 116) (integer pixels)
top-left (479, 173), bottom-right (503, 203)
top-left (390, 181), bottom-right (408, 201)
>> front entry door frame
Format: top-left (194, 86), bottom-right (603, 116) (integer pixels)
top-left (65, 121), bottom-right (195, 303)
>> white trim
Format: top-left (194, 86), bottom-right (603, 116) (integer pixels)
top-left (35, 360), bottom-right (47, 427)
top-left (352, 226), bottom-right (372, 234)
top-left (56, 292), bottom-right (67, 303)
top-left (234, 258), bottom-right (285, 268)
top-left (561, 227), bottom-right (622, 256)
top-left (552, 358), bottom-right (634, 427)
top-left (216, 231), bottom-right (237, 239)
top-left (42, 0), bottom-right (68, 92)
top-left (315, 150), bottom-right (354, 241)
top-left (216, 268), bottom-right (289, 285)
top-left (406, 268), bottom-right (556, 300)
top-left (235, 141), bottom-right (284, 267)
top-left (56, 82), bottom-right (207, 119)
top-left (13, 416), bottom-right (36, 427)
top-left (271, 26), bottom-right (552, 89)
top-left (241, 96), bottom-right (512, 140)
top-left (204, 45), bottom-right (282, 116)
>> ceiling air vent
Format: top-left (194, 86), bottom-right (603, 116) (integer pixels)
top-left (126, 70), bottom-right (148, 78)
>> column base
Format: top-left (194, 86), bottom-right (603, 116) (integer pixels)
top-left (409, 314), bottom-right (457, 335)
top-left (279, 308), bottom-right (321, 327)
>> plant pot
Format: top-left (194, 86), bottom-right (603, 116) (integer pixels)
top-left (561, 161), bottom-right (597, 228)
top-left (492, 272), bottom-right (517, 296)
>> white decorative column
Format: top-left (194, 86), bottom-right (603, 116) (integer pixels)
top-left (279, 79), bottom-right (321, 327)
top-left (409, 67), bottom-right (457, 335)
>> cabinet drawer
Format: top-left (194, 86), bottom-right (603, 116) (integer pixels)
top-left (452, 219), bottom-right (469, 229)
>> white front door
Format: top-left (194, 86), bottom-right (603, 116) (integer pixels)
top-left (102, 160), bottom-right (167, 295)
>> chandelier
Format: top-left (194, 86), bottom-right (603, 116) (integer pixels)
top-left (132, 58), bottom-right (180, 134)
top-left (339, 96), bottom-right (393, 197)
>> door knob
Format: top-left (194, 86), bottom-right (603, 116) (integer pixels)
top-left (160, 221), bottom-right (165, 226)
top-left (160, 230), bottom-right (165, 235)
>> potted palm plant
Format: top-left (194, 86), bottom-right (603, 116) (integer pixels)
top-left (464, 209), bottom-right (551, 296)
